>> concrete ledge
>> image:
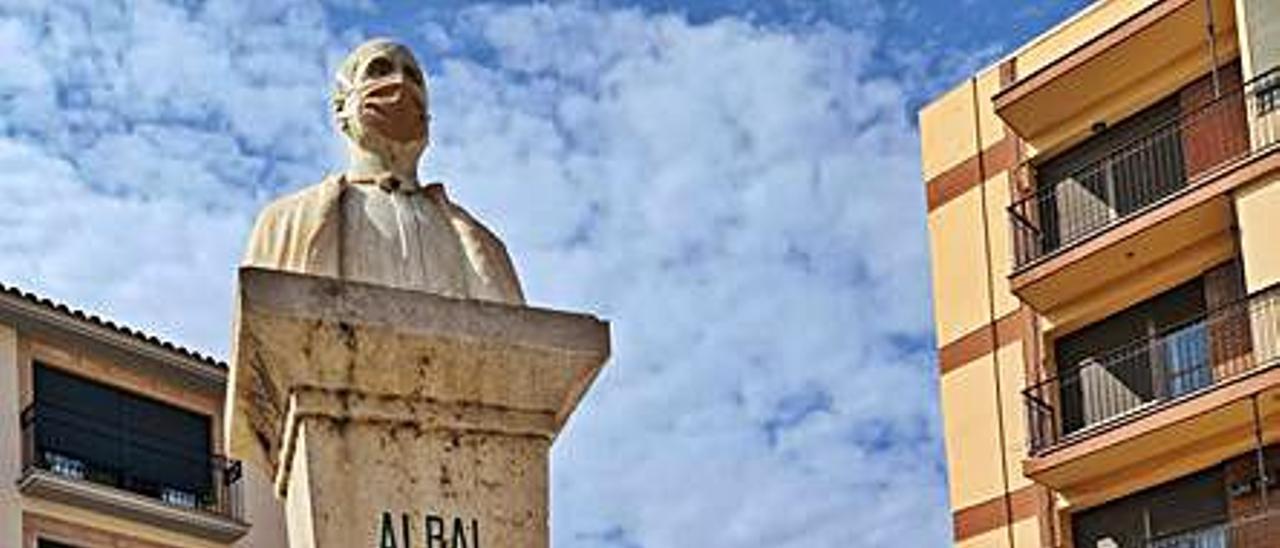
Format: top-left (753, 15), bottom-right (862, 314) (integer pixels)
top-left (237, 267), bottom-right (609, 356)
top-left (18, 469), bottom-right (249, 543)
top-left (229, 266), bottom-right (611, 487)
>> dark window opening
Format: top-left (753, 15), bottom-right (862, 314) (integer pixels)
top-left (1073, 467), bottom-right (1227, 548)
top-left (31, 363), bottom-right (214, 508)
top-left (1055, 278), bottom-right (1208, 435)
top-left (1072, 447), bottom-right (1280, 548)
top-left (1034, 95), bottom-right (1187, 253)
top-left (1257, 73), bottom-right (1280, 116)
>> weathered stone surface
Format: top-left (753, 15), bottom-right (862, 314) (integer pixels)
top-left (227, 267), bottom-right (609, 548)
top-left (287, 419), bottom-right (549, 547)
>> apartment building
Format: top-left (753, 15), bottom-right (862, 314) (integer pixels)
top-left (920, 0), bottom-right (1280, 546)
top-left (0, 282), bottom-right (252, 547)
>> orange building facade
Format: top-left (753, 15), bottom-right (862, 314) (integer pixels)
top-left (920, 0), bottom-right (1280, 546)
top-left (0, 283), bottom-right (258, 547)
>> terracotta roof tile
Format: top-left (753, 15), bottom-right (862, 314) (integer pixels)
top-left (0, 281), bottom-right (227, 371)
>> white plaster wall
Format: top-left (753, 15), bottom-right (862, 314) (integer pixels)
top-left (1237, 0), bottom-right (1280, 77)
top-left (0, 323), bottom-right (22, 547)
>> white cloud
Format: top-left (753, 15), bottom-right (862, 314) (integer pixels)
top-left (0, 2), bottom-right (948, 546)
top-left (0, 0), bottom-right (347, 348)
top-left (423, 6), bottom-right (944, 547)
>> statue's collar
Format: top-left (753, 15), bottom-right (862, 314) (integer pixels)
top-left (330, 173), bottom-right (450, 203)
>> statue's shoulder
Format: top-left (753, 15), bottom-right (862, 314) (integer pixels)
top-left (257, 175), bottom-right (344, 224)
top-left (425, 183), bottom-right (505, 248)
top-left (425, 181), bottom-right (524, 304)
top-left (243, 175), bottom-right (345, 269)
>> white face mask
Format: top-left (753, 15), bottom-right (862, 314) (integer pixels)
top-left (352, 74), bottom-right (427, 144)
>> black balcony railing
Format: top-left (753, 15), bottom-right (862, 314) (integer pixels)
top-left (1148, 520), bottom-right (1227, 548)
top-left (1010, 67), bottom-right (1280, 270)
top-left (1224, 509), bottom-right (1280, 548)
top-left (1147, 509), bottom-right (1280, 548)
top-left (1025, 285), bottom-right (1280, 454)
top-left (20, 402), bottom-right (243, 522)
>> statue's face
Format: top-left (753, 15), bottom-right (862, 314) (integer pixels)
top-left (335, 40), bottom-right (430, 162)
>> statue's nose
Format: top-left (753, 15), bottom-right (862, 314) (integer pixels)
top-left (365, 74), bottom-right (424, 108)
top-left (366, 77), bottom-right (405, 99)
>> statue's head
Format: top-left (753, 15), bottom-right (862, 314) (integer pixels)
top-left (333, 38), bottom-right (429, 182)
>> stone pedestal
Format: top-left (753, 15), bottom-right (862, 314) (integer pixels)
top-left (226, 268), bottom-right (609, 548)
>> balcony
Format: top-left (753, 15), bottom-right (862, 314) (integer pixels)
top-left (995, 0), bottom-right (1239, 148)
top-left (1007, 67), bottom-right (1280, 314)
top-left (1070, 442), bottom-right (1279, 547)
top-left (19, 402), bottom-right (248, 542)
top-left (1149, 510), bottom-right (1280, 548)
top-left (1026, 284), bottom-right (1279, 453)
top-left (1148, 520), bottom-right (1228, 548)
top-left (1021, 285), bottom-right (1280, 505)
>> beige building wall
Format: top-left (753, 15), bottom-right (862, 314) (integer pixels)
top-left (1010, 517), bottom-right (1045, 548)
top-left (994, 343), bottom-right (1032, 494)
top-left (957, 525), bottom-right (1010, 548)
top-left (954, 517), bottom-right (1046, 548)
top-left (939, 354), bottom-right (1006, 509)
top-left (927, 186), bottom-right (993, 346)
top-left (920, 84), bottom-right (980, 183)
top-left (0, 323), bottom-right (21, 548)
top-left (1235, 176), bottom-right (1280, 293)
top-left (925, 1), bottom-right (1280, 547)
top-left (984, 172), bottom-right (1021, 320)
top-left (2, 320), bottom-right (249, 546)
top-left (924, 55), bottom-right (1039, 545)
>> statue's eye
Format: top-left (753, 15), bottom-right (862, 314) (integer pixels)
top-left (364, 57), bottom-right (393, 79)
top-left (406, 66), bottom-right (424, 86)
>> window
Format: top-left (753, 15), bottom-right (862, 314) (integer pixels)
top-left (1257, 75), bottom-right (1280, 116)
top-left (1073, 468), bottom-right (1227, 548)
top-left (1055, 278), bottom-right (1207, 433)
top-left (1014, 63), bottom-right (1250, 267)
top-left (32, 363), bottom-right (213, 505)
top-left (1035, 96), bottom-right (1186, 251)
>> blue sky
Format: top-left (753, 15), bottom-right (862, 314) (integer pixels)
top-left (0, 1), bottom-right (1084, 546)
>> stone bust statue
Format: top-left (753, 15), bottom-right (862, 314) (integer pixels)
top-left (242, 38), bottom-right (524, 305)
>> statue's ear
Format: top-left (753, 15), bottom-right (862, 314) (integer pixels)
top-left (332, 92), bottom-right (353, 137)
top-left (331, 91), bottom-right (347, 117)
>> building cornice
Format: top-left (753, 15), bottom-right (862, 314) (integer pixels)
top-left (0, 282), bottom-right (227, 388)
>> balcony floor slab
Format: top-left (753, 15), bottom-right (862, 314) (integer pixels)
top-left (18, 469), bottom-right (249, 543)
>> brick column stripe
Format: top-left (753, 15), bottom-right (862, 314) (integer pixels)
top-left (938, 307), bottom-right (1031, 375)
top-left (926, 135), bottom-right (1020, 212)
top-left (952, 484), bottom-right (1042, 542)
